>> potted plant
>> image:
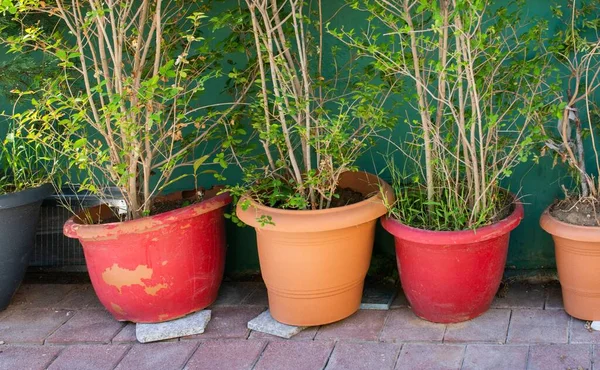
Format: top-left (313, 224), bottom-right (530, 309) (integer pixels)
top-left (230, 0), bottom-right (394, 326)
top-left (1, 1), bottom-right (243, 323)
top-left (0, 14), bottom-right (61, 311)
top-left (539, 0), bottom-right (600, 321)
top-left (0, 122), bottom-right (55, 310)
top-left (332, 0), bottom-right (551, 322)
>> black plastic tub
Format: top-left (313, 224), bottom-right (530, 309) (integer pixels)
top-left (0, 183), bottom-right (54, 310)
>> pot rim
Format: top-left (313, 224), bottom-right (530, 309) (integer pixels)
top-left (0, 183), bottom-right (54, 210)
top-left (540, 205), bottom-right (600, 241)
top-left (381, 196), bottom-right (524, 245)
top-left (236, 171), bottom-right (394, 232)
top-left (63, 190), bottom-right (232, 241)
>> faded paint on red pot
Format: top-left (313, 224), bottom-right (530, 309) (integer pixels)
top-left (64, 190), bottom-right (231, 323)
top-left (381, 200), bottom-right (523, 323)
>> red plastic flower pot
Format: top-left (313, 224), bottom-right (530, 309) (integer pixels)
top-left (381, 200), bottom-right (523, 323)
top-left (63, 190), bottom-right (231, 323)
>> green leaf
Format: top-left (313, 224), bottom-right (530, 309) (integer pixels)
top-left (73, 138), bottom-right (87, 149)
top-left (158, 174), bottom-right (189, 191)
top-left (193, 155), bottom-right (210, 173)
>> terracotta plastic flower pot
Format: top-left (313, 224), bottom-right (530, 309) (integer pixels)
top-left (381, 199), bottom-right (524, 323)
top-left (236, 171), bottom-right (393, 326)
top-left (64, 189), bottom-right (231, 323)
top-left (0, 184), bottom-right (54, 310)
top-left (540, 208), bottom-right (600, 320)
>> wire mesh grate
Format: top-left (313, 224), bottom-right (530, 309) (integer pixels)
top-left (32, 188), bottom-right (126, 269)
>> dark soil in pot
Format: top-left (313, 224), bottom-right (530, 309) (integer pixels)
top-left (96, 187), bottom-right (222, 224)
top-left (550, 197), bottom-right (600, 226)
top-left (253, 185), bottom-right (365, 210)
top-left (329, 187), bottom-right (365, 208)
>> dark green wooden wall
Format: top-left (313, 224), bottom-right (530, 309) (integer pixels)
top-left (215, 0), bottom-right (567, 277)
top-left (0, 1), bottom-right (579, 277)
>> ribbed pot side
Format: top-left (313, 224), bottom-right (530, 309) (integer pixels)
top-left (64, 191), bottom-right (231, 323)
top-left (540, 208), bottom-right (600, 321)
top-left (236, 171), bottom-right (394, 326)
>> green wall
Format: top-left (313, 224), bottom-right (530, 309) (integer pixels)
top-left (216, 0), bottom-right (568, 277)
top-left (0, 1), bottom-right (579, 277)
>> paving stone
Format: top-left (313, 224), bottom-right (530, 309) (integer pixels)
top-left (115, 341), bottom-right (198, 370)
top-left (325, 341), bottom-right (400, 370)
top-left (527, 344), bottom-right (592, 370)
top-left (508, 309), bottom-right (569, 344)
top-left (0, 309), bottom-right (72, 344)
top-left (316, 310), bottom-right (387, 342)
top-left (389, 288), bottom-right (409, 309)
top-left (254, 340), bottom-right (334, 370)
top-left (395, 344), bottom-right (465, 370)
top-left (46, 309), bottom-right (124, 344)
top-left (136, 310), bottom-right (211, 343)
top-left (184, 339), bottom-right (266, 370)
top-left (593, 345), bottom-right (600, 368)
top-left (462, 344), bottom-right (528, 370)
top-left (492, 282), bottom-right (546, 309)
top-left (54, 285), bottom-right (103, 310)
top-left (360, 282), bottom-right (397, 310)
top-left (212, 282), bottom-right (260, 306)
top-left (47, 344), bottom-right (130, 370)
top-left (0, 345), bottom-right (63, 370)
top-left (241, 284), bottom-right (269, 306)
top-left (569, 318), bottom-right (600, 344)
top-left (112, 323), bottom-right (136, 343)
top-left (248, 310), bottom-right (306, 339)
top-left (444, 309), bottom-right (511, 343)
top-left (249, 326), bottom-right (319, 341)
top-left (0, 308), bottom-right (11, 323)
top-left (184, 306), bottom-right (265, 340)
top-left (545, 283), bottom-right (564, 310)
top-left (9, 284), bottom-right (77, 310)
top-left (380, 308), bottom-right (446, 343)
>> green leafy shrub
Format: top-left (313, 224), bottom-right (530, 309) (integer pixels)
top-left (0, 119), bottom-right (57, 195)
top-left (1, 1), bottom-right (243, 219)
top-left (332, 0), bottom-right (553, 230)
top-left (541, 0), bottom-right (600, 200)
top-left (227, 0), bottom-right (395, 212)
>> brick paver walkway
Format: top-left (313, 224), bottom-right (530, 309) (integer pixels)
top-left (0, 281), bottom-right (598, 369)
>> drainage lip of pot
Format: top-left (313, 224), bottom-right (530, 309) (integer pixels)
top-left (540, 207), bottom-right (600, 242)
top-left (63, 189), bottom-right (232, 241)
top-left (381, 198), bottom-right (524, 245)
top-left (237, 171), bottom-right (394, 232)
top-left (0, 183), bottom-right (55, 210)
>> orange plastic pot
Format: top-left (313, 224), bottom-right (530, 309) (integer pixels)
top-left (64, 190), bottom-right (231, 323)
top-left (236, 171), bottom-right (393, 326)
top-left (381, 199), bottom-right (523, 323)
top-left (540, 208), bottom-right (600, 320)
